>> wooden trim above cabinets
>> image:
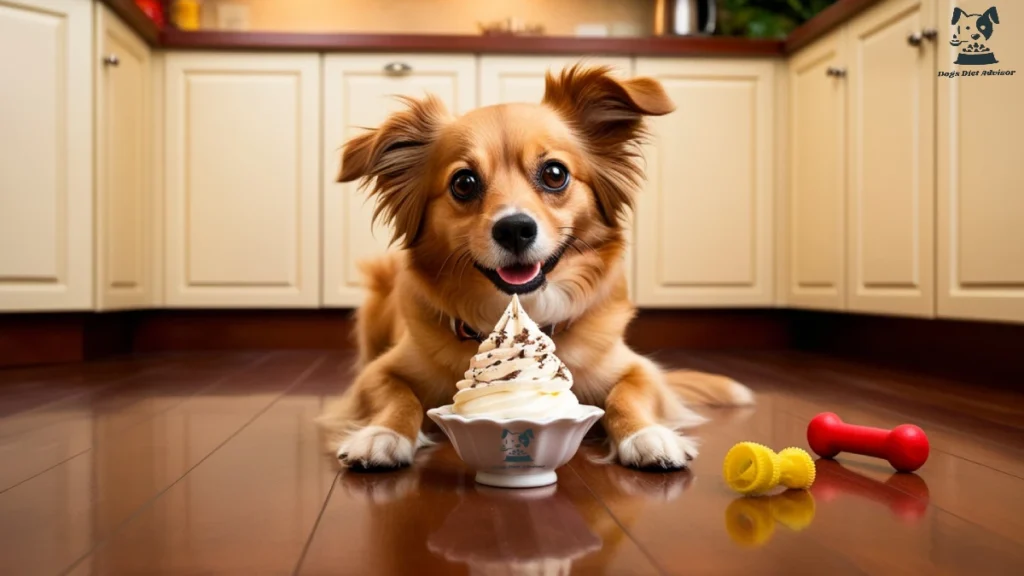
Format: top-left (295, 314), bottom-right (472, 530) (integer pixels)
top-left (785, 0), bottom-right (887, 54)
top-left (157, 30), bottom-right (785, 57)
top-left (99, 0), bottom-right (160, 45)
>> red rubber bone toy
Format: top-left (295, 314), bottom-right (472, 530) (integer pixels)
top-left (806, 412), bottom-right (929, 473)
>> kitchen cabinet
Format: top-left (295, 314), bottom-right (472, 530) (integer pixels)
top-left (163, 53), bottom-right (321, 307)
top-left (478, 55), bottom-right (632, 105)
top-left (0, 0), bottom-right (93, 311)
top-left (634, 58), bottom-right (776, 307)
top-left (937, 0), bottom-right (1024, 323)
top-left (95, 5), bottom-right (152, 310)
top-left (321, 55), bottom-right (476, 307)
top-left (787, 30), bottom-right (847, 311)
top-left (846, 0), bottom-right (935, 318)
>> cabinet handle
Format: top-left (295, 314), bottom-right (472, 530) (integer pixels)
top-left (826, 66), bottom-right (847, 78)
top-left (103, 54), bottom-right (120, 67)
top-left (921, 28), bottom-right (938, 41)
top-left (907, 31), bottom-right (923, 46)
top-left (383, 62), bottom-right (412, 77)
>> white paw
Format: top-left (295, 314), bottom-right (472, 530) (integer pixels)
top-left (617, 425), bottom-right (699, 470)
top-left (338, 426), bottom-right (414, 469)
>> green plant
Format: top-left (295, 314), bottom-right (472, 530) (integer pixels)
top-left (718, 0), bottom-right (836, 38)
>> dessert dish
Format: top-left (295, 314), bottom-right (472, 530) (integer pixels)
top-left (428, 295), bottom-right (603, 488)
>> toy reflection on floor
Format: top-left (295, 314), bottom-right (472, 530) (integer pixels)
top-left (724, 490), bottom-right (817, 547)
top-left (811, 459), bottom-right (930, 523)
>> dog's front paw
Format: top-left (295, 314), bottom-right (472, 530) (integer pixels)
top-left (337, 426), bottom-right (414, 470)
top-left (617, 426), bottom-right (699, 470)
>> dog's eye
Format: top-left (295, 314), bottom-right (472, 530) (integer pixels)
top-left (540, 161), bottom-right (570, 192)
top-left (450, 169), bottom-right (481, 201)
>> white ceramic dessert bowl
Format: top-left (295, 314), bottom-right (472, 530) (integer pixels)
top-left (427, 404), bottom-right (605, 488)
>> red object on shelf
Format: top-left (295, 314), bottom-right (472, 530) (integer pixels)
top-left (135, 0), bottom-right (165, 28)
top-left (806, 412), bottom-right (930, 472)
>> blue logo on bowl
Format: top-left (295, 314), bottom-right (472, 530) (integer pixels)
top-left (501, 428), bottom-right (535, 462)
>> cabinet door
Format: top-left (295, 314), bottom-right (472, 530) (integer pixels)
top-left (478, 55), bottom-right (632, 105)
top-left (96, 6), bottom-right (151, 311)
top-left (0, 0), bottom-right (92, 311)
top-left (164, 53), bottom-right (320, 307)
top-left (847, 0), bottom-right (935, 317)
top-left (788, 31), bottom-right (847, 310)
top-left (634, 58), bottom-right (775, 307)
top-left (937, 0), bottom-right (1024, 323)
top-left (322, 55), bottom-right (476, 307)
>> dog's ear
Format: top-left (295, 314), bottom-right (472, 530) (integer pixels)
top-left (337, 95), bottom-right (451, 247)
top-left (983, 6), bottom-right (999, 24)
top-left (543, 64), bottom-right (675, 224)
top-left (952, 7), bottom-right (967, 24)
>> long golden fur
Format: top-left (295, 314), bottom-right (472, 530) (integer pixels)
top-left (318, 64), bottom-right (754, 470)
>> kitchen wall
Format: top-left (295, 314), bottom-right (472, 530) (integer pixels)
top-left (201, 0), bottom-right (656, 36)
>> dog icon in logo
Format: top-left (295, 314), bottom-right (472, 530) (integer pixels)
top-left (500, 428), bottom-right (535, 462)
top-left (952, 6), bottom-right (1000, 65)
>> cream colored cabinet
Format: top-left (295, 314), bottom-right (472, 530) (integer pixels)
top-left (937, 0), bottom-right (1024, 323)
top-left (321, 55), bottom-right (476, 307)
top-left (846, 0), bottom-right (935, 318)
top-left (478, 55), bottom-right (632, 105)
top-left (0, 0), bottom-right (92, 311)
top-left (95, 5), bottom-right (152, 311)
top-left (634, 58), bottom-right (775, 307)
top-left (163, 53), bottom-right (320, 307)
top-left (787, 31), bottom-right (847, 311)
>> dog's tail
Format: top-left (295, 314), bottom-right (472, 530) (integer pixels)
top-left (665, 370), bottom-right (754, 407)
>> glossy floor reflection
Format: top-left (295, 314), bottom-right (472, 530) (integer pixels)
top-left (1, 350), bottom-right (1022, 575)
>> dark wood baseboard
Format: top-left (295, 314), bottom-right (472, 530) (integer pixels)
top-left (3, 308), bottom-right (1023, 387)
top-left (627, 309), bottom-right (792, 351)
top-left (1, 308), bottom-right (786, 368)
top-left (133, 309), bottom-right (355, 353)
top-left (791, 311), bottom-right (1024, 387)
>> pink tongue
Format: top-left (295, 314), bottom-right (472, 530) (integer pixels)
top-left (496, 262), bottom-right (542, 285)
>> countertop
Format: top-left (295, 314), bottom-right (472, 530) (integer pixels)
top-left (101, 0), bottom-right (881, 57)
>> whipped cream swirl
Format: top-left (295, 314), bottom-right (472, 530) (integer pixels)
top-left (453, 295), bottom-right (578, 418)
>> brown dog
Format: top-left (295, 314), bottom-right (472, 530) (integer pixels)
top-left (318, 64), bottom-right (753, 470)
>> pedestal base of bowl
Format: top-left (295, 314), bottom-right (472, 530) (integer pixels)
top-left (475, 470), bottom-right (557, 488)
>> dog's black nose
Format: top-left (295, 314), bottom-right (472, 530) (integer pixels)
top-left (492, 214), bottom-right (538, 254)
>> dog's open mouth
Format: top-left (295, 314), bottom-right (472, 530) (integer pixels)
top-left (474, 246), bottom-right (567, 295)
top-left (950, 40), bottom-right (963, 46)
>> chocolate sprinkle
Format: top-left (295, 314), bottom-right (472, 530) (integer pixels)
top-left (494, 370), bottom-right (521, 382)
top-left (554, 365), bottom-right (568, 380)
top-left (518, 349), bottom-right (526, 359)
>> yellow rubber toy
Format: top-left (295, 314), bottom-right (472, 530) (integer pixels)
top-left (723, 442), bottom-right (816, 496)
